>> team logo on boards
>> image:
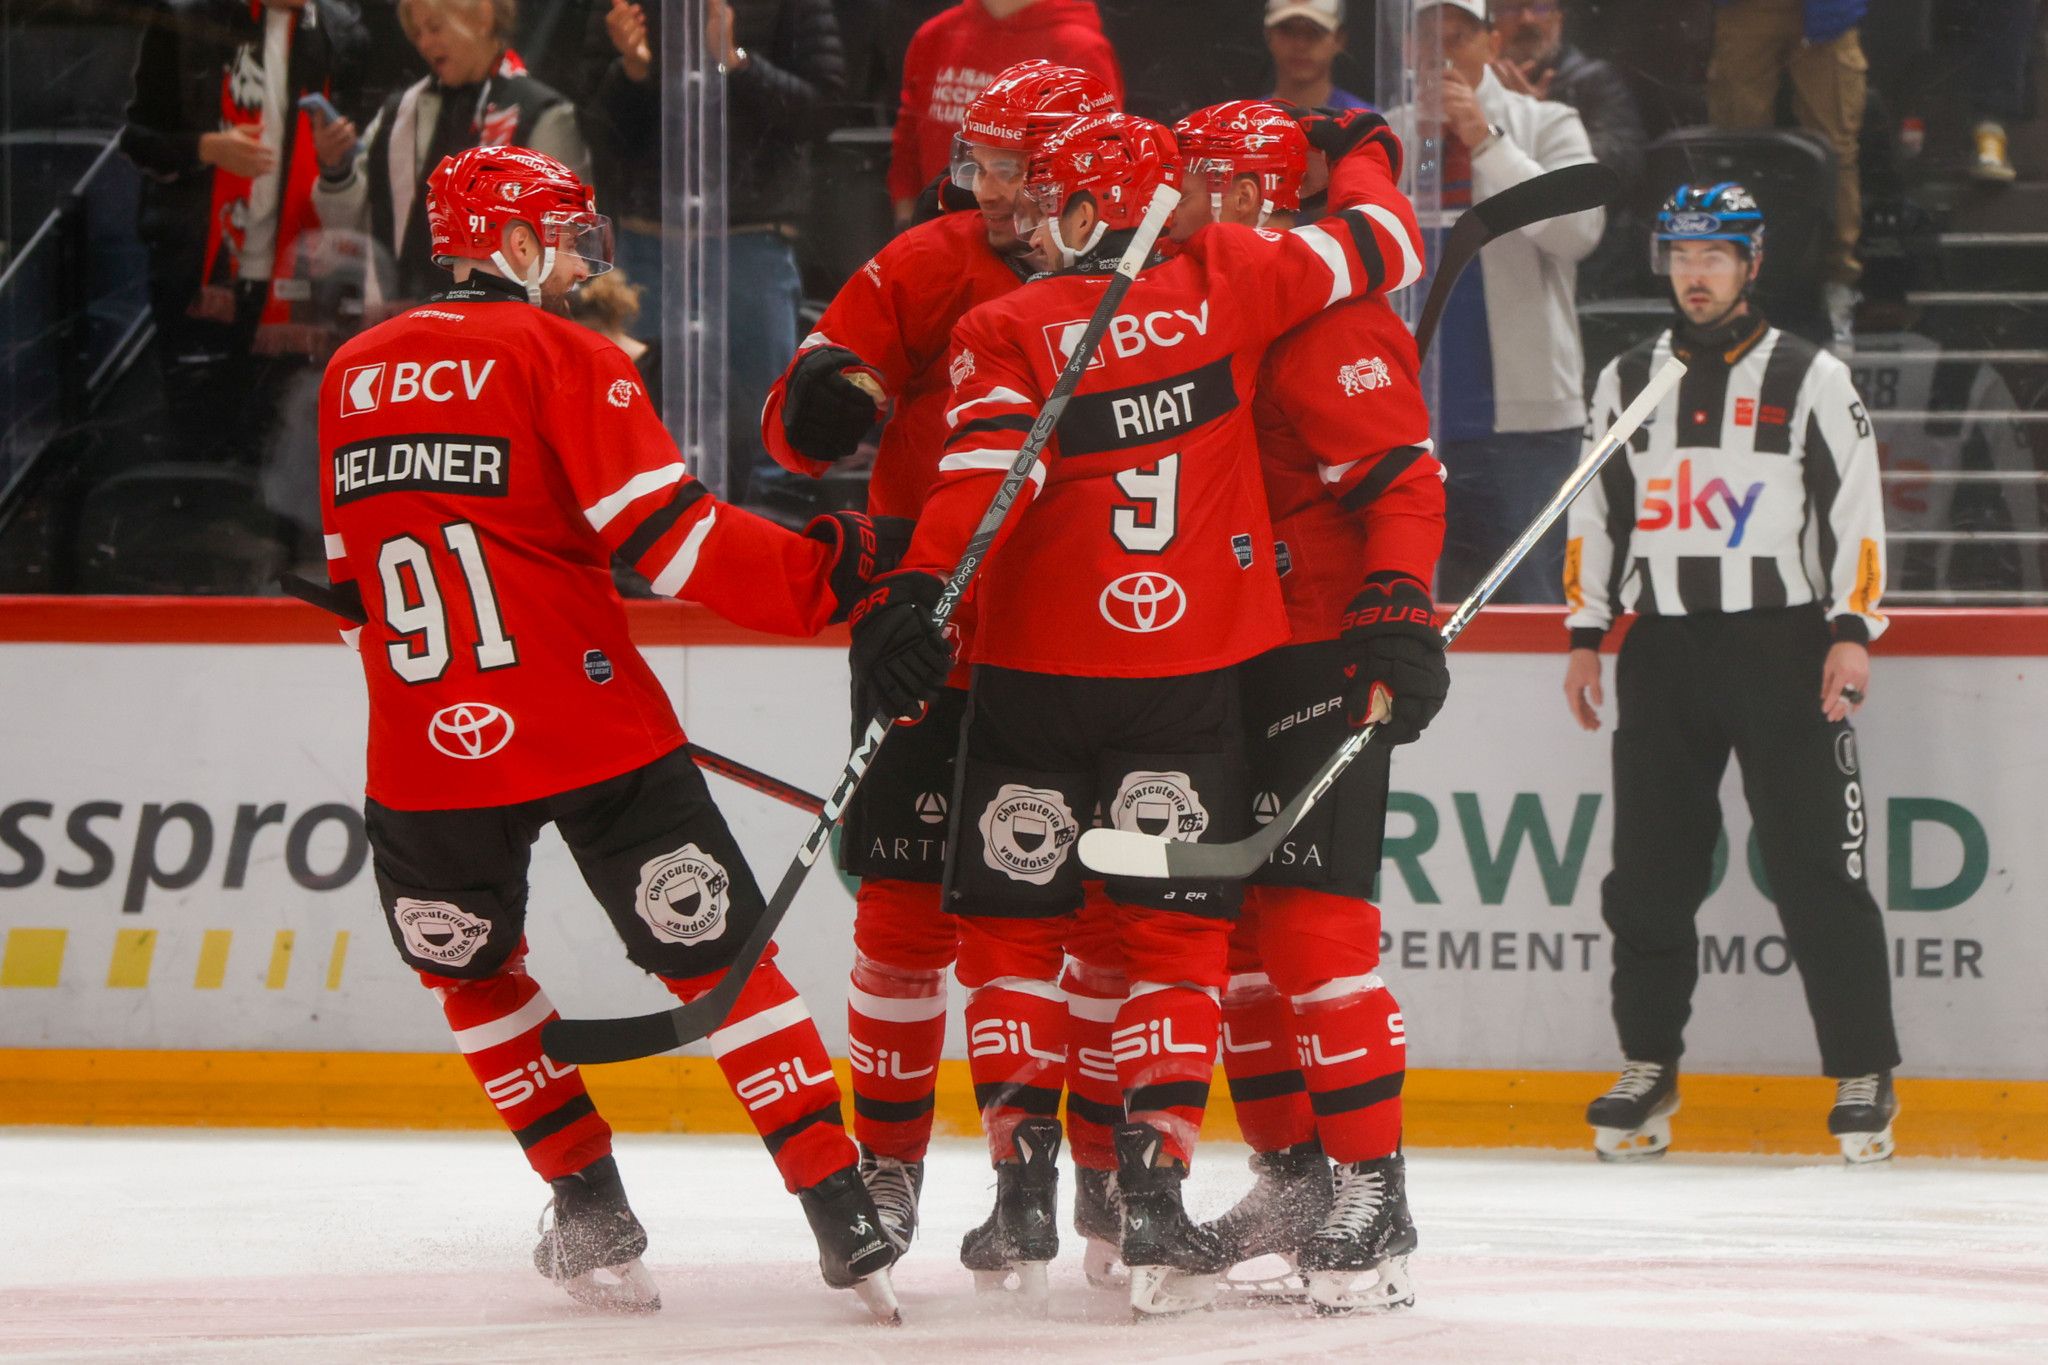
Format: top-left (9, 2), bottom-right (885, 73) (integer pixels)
top-left (606, 379), bottom-right (638, 408)
top-left (393, 897), bottom-right (491, 966)
top-left (428, 702), bottom-right (515, 759)
top-left (635, 843), bottom-right (732, 944)
top-left (915, 791), bottom-right (948, 825)
top-left (1109, 771), bottom-right (1209, 841)
top-left (1338, 355), bottom-right (1392, 396)
top-left (1099, 571), bottom-right (1187, 634)
top-left (978, 784), bottom-right (1078, 885)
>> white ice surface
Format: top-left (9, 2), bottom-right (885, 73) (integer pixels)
top-left (3, 1130), bottom-right (2045, 1363)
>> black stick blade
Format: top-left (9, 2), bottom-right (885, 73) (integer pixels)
top-left (1471, 161), bottom-right (1620, 236)
top-left (544, 1011), bottom-right (682, 1066)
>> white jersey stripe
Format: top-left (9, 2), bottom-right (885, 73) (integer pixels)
top-left (452, 989), bottom-right (558, 1055)
top-left (584, 463), bottom-right (688, 533)
top-left (1355, 203), bottom-right (1425, 291)
top-left (649, 504), bottom-right (717, 597)
top-left (1292, 223), bottom-right (1352, 308)
top-left (945, 387), bottom-right (1034, 428)
top-left (708, 996), bottom-right (814, 1058)
top-left (939, 449), bottom-right (1046, 490)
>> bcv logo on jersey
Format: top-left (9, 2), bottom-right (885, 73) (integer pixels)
top-left (1638, 459), bottom-right (1765, 547)
top-left (340, 359), bottom-right (496, 416)
top-left (1041, 301), bottom-right (1212, 371)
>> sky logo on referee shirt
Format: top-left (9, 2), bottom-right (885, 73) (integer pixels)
top-left (1638, 459), bottom-right (1766, 548)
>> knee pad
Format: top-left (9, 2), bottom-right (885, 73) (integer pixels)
top-left (852, 878), bottom-right (958, 972)
top-left (945, 757), bottom-right (1091, 917)
top-left (953, 914), bottom-right (1073, 990)
top-left (1099, 748), bottom-right (1247, 918)
top-left (1116, 905), bottom-right (1232, 993)
top-left (1250, 885), bottom-right (1383, 998)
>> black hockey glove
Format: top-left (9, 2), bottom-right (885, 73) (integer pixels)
top-left (912, 170), bottom-right (980, 226)
top-left (804, 511), bottom-right (917, 623)
top-left (783, 345), bottom-right (883, 465)
top-left (1339, 572), bottom-right (1447, 743)
top-left (848, 570), bottom-right (953, 721)
top-left (1295, 106), bottom-right (1403, 181)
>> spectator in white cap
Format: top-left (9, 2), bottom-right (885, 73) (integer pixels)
top-left (1265, 0), bottom-right (1367, 111)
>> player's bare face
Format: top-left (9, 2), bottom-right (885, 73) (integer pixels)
top-left (1170, 179), bottom-right (1213, 242)
top-left (1668, 241), bottom-right (1750, 325)
top-left (961, 144), bottom-right (1030, 253)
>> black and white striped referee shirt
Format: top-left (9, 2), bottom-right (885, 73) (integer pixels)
top-left (1564, 317), bottom-right (1888, 648)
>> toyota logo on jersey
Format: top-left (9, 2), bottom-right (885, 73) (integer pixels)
top-left (428, 703), bottom-right (515, 759)
top-left (1099, 572), bottom-right (1188, 633)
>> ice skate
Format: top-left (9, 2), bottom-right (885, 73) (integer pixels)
top-left (1829, 1073), bottom-right (1898, 1165)
top-left (531, 1155), bottom-right (661, 1313)
top-left (1587, 1060), bottom-right (1680, 1162)
top-left (1074, 1165), bottom-right (1126, 1289)
top-left (1298, 1153), bottom-right (1418, 1315)
top-left (859, 1146), bottom-right (925, 1254)
top-left (798, 1165), bottom-right (903, 1324)
top-left (1205, 1139), bottom-right (1332, 1299)
top-left (960, 1117), bottom-right (1062, 1306)
top-left (1114, 1122), bottom-right (1229, 1319)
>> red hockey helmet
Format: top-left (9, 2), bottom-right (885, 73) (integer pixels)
top-left (950, 60), bottom-right (1118, 192)
top-left (426, 145), bottom-right (613, 290)
top-left (1174, 99), bottom-right (1310, 220)
top-left (1015, 111), bottom-right (1180, 261)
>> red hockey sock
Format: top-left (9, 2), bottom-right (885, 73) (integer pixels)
top-left (667, 955), bottom-right (855, 1192)
top-left (1291, 975), bottom-right (1405, 1164)
top-left (964, 981), bottom-right (1069, 1162)
top-left (1221, 971), bottom-right (1316, 1154)
top-left (846, 950), bottom-right (949, 1162)
top-left (428, 950), bottom-right (611, 1182)
top-left (1059, 955), bottom-right (1127, 1171)
top-left (1114, 982), bottom-right (1220, 1166)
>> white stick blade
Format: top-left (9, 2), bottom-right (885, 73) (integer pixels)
top-left (1077, 827), bottom-right (1174, 879)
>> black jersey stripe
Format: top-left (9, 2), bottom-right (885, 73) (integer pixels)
top-left (1633, 555), bottom-right (1660, 613)
top-left (1802, 409), bottom-right (1843, 596)
top-left (1227, 1070), bottom-right (1309, 1103)
top-left (1339, 207), bottom-right (1389, 298)
top-left (972, 1080), bottom-right (1062, 1117)
top-left (1676, 556), bottom-right (1724, 613)
top-left (1751, 556), bottom-right (1788, 609)
top-left (1336, 443), bottom-right (1431, 512)
top-left (1676, 355), bottom-right (1730, 450)
top-left (1599, 450), bottom-right (1636, 612)
top-left (1617, 344), bottom-right (1653, 453)
top-left (1753, 332), bottom-right (1815, 456)
top-left (947, 414), bottom-right (1035, 446)
top-left (617, 477), bottom-right (709, 567)
top-left (512, 1093), bottom-right (599, 1150)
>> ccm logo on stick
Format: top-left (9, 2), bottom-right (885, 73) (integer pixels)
top-left (340, 359), bottom-right (497, 415)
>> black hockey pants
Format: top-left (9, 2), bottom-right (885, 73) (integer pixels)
top-left (1601, 605), bottom-right (1901, 1077)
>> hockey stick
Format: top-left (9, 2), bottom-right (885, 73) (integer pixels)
top-left (1411, 161), bottom-right (1617, 361)
top-left (542, 185), bottom-right (1185, 1064)
top-left (277, 572), bottom-right (828, 816)
top-left (1078, 353), bottom-right (1687, 882)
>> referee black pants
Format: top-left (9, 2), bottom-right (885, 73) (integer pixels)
top-left (1601, 605), bottom-right (1902, 1078)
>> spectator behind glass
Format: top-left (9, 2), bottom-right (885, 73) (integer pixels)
top-left (120, 0), bottom-right (368, 465)
top-left (309, 0), bottom-right (589, 308)
top-left (886, 0), bottom-right (1123, 227)
top-left (1395, 0), bottom-right (1603, 605)
top-left (1265, 0), bottom-right (1367, 111)
top-left (1706, 0), bottom-right (1868, 346)
top-left (1966, 0), bottom-right (2041, 182)
top-left (1489, 0), bottom-right (1643, 294)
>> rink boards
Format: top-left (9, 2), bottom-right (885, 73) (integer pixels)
top-left (1, 599), bottom-right (2044, 1154)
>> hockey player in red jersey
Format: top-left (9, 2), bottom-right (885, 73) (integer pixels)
top-left (847, 108), bottom-right (1424, 1315)
top-left (1171, 100), bottom-right (1446, 1315)
top-left (316, 145), bottom-right (902, 1320)
top-left (757, 60), bottom-right (1114, 1260)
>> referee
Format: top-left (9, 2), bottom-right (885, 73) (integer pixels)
top-left (1561, 183), bottom-right (1902, 1164)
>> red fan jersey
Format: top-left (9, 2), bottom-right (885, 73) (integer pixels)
top-left (1255, 295), bottom-right (1444, 645)
top-left (761, 210), bottom-right (1027, 520)
top-left (319, 273), bottom-right (840, 811)
top-left (904, 151), bottom-right (1425, 678)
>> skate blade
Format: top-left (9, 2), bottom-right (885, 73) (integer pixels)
top-left (1593, 1112), bottom-right (1674, 1162)
top-left (853, 1268), bottom-right (903, 1326)
top-left (562, 1257), bottom-right (662, 1314)
top-left (971, 1260), bottom-right (1052, 1308)
top-left (1084, 1236), bottom-right (1129, 1290)
top-left (1129, 1264), bottom-right (1221, 1319)
top-left (1838, 1126), bottom-right (1896, 1165)
top-left (1221, 1253), bottom-right (1306, 1303)
top-left (1306, 1254), bottom-right (1415, 1316)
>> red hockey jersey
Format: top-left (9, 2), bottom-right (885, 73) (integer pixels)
top-left (904, 151), bottom-right (1425, 677)
top-left (1254, 294), bottom-right (1443, 644)
top-left (761, 209), bottom-right (1026, 520)
top-left (319, 273), bottom-right (841, 811)
top-left (887, 0), bottom-right (1124, 204)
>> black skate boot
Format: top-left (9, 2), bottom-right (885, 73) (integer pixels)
top-left (1114, 1121), bottom-right (1230, 1319)
top-left (1586, 1060), bottom-right (1680, 1162)
top-left (532, 1155), bottom-right (661, 1312)
top-left (798, 1165), bottom-right (902, 1324)
top-left (1828, 1072), bottom-right (1899, 1165)
top-left (858, 1146), bottom-right (925, 1255)
top-left (1203, 1138), bottom-right (1334, 1267)
top-left (960, 1117), bottom-right (1063, 1305)
top-left (1074, 1165), bottom-right (1125, 1289)
top-left (1298, 1153), bottom-right (1418, 1315)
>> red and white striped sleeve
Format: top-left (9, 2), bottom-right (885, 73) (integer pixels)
top-left (900, 311), bottom-right (1044, 578)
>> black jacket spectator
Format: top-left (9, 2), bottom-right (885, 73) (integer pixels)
top-left (580, 0), bottom-right (845, 229)
top-left (1545, 42), bottom-right (1646, 190)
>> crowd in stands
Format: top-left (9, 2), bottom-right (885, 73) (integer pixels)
top-left (7, 0), bottom-right (2035, 597)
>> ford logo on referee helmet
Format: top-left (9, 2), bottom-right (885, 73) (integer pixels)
top-left (1665, 211), bottom-right (1722, 235)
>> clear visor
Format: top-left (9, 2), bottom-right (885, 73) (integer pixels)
top-left (1011, 182), bottom-right (1066, 240)
top-left (950, 135), bottom-right (1030, 192)
top-left (1652, 238), bottom-right (1750, 277)
top-left (542, 210), bottom-right (615, 274)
